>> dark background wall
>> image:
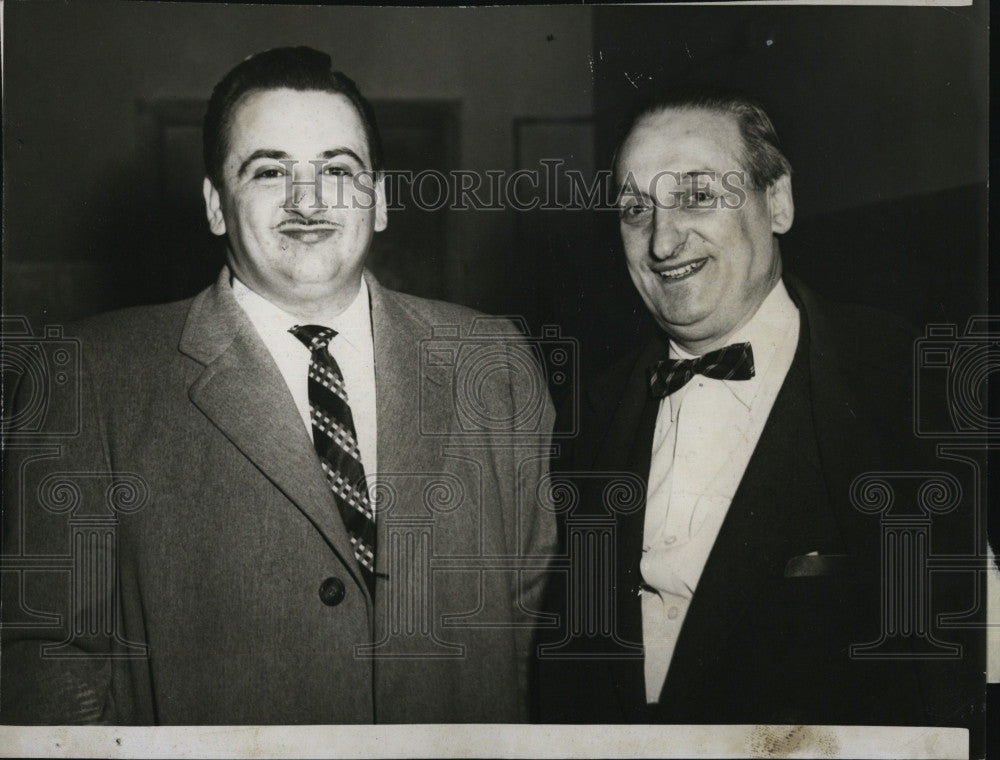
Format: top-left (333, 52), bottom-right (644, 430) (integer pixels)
top-left (2, 1), bottom-right (988, 379)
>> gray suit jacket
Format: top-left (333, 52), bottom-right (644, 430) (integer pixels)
top-left (2, 267), bottom-right (556, 724)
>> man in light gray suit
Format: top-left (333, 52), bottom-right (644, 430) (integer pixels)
top-left (1, 47), bottom-right (555, 724)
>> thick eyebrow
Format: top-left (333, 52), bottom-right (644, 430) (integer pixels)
top-left (320, 148), bottom-right (366, 167)
top-left (237, 147), bottom-right (368, 178)
top-left (237, 149), bottom-right (289, 178)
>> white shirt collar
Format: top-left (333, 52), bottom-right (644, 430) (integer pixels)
top-left (230, 272), bottom-right (373, 361)
top-left (669, 279), bottom-right (799, 410)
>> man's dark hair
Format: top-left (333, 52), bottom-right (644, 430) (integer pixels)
top-left (613, 87), bottom-right (792, 190)
top-left (203, 46), bottom-right (384, 186)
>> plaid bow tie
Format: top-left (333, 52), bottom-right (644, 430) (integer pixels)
top-left (647, 342), bottom-right (755, 398)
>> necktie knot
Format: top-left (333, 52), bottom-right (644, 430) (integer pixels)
top-left (648, 342), bottom-right (755, 398)
top-left (290, 324), bottom-right (337, 354)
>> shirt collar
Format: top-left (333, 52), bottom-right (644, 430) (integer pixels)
top-left (669, 279), bottom-right (799, 409)
top-left (230, 272), bottom-right (373, 360)
top-left (324, 278), bottom-right (373, 359)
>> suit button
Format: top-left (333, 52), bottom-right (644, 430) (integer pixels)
top-left (319, 577), bottom-right (346, 606)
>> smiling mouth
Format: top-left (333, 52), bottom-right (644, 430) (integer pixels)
top-left (655, 258), bottom-right (708, 281)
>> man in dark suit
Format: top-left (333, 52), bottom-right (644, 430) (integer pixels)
top-left (1, 47), bottom-right (555, 724)
top-left (539, 91), bottom-right (983, 735)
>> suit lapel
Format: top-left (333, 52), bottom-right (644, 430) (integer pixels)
top-left (786, 275), bottom-right (885, 561)
top-left (587, 333), bottom-right (668, 720)
top-left (644, 277), bottom-right (921, 719)
top-left (588, 334), bottom-right (667, 609)
top-left (179, 269), bottom-right (367, 595)
top-left (366, 274), bottom-right (451, 574)
top-left (655, 283), bottom-right (866, 716)
top-left (654, 319), bottom-right (818, 709)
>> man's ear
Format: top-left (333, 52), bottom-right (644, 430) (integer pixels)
top-left (202, 177), bottom-right (227, 236)
top-left (373, 173), bottom-right (388, 233)
top-left (768, 173), bottom-right (794, 234)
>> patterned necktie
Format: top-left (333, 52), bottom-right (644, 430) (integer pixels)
top-left (290, 324), bottom-right (376, 596)
top-left (647, 342), bottom-right (755, 398)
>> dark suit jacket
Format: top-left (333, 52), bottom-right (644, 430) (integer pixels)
top-left (2, 267), bottom-right (556, 724)
top-left (539, 275), bottom-right (983, 734)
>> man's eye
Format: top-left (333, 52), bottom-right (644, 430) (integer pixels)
top-left (685, 190), bottom-right (716, 207)
top-left (323, 165), bottom-right (352, 177)
top-left (253, 167), bottom-right (285, 180)
top-left (620, 203), bottom-right (651, 222)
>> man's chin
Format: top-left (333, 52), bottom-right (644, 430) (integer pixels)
top-left (647, 292), bottom-right (711, 332)
top-left (652, 308), bottom-right (719, 345)
top-left (282, 269), bottom-right (364, 294)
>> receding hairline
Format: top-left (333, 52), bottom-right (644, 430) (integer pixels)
top-left (613, 104), bottom-right (749, 183)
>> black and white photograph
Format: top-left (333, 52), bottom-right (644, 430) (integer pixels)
top-left (0, 1), bottom-right (992, 757)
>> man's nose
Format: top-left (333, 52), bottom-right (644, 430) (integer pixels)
top-left (286, 167), bottom-right (326, 216)
top-left (649, 209), bottom-right (686, 260)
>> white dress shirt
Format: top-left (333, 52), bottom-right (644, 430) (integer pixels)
top-left (641, 280), bottom-right (799, 703)
top-left (231, 275), bottom-right (378, 485)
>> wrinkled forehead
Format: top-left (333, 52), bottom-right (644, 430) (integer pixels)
top-left (616, 107), bottom-right (747, 184)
